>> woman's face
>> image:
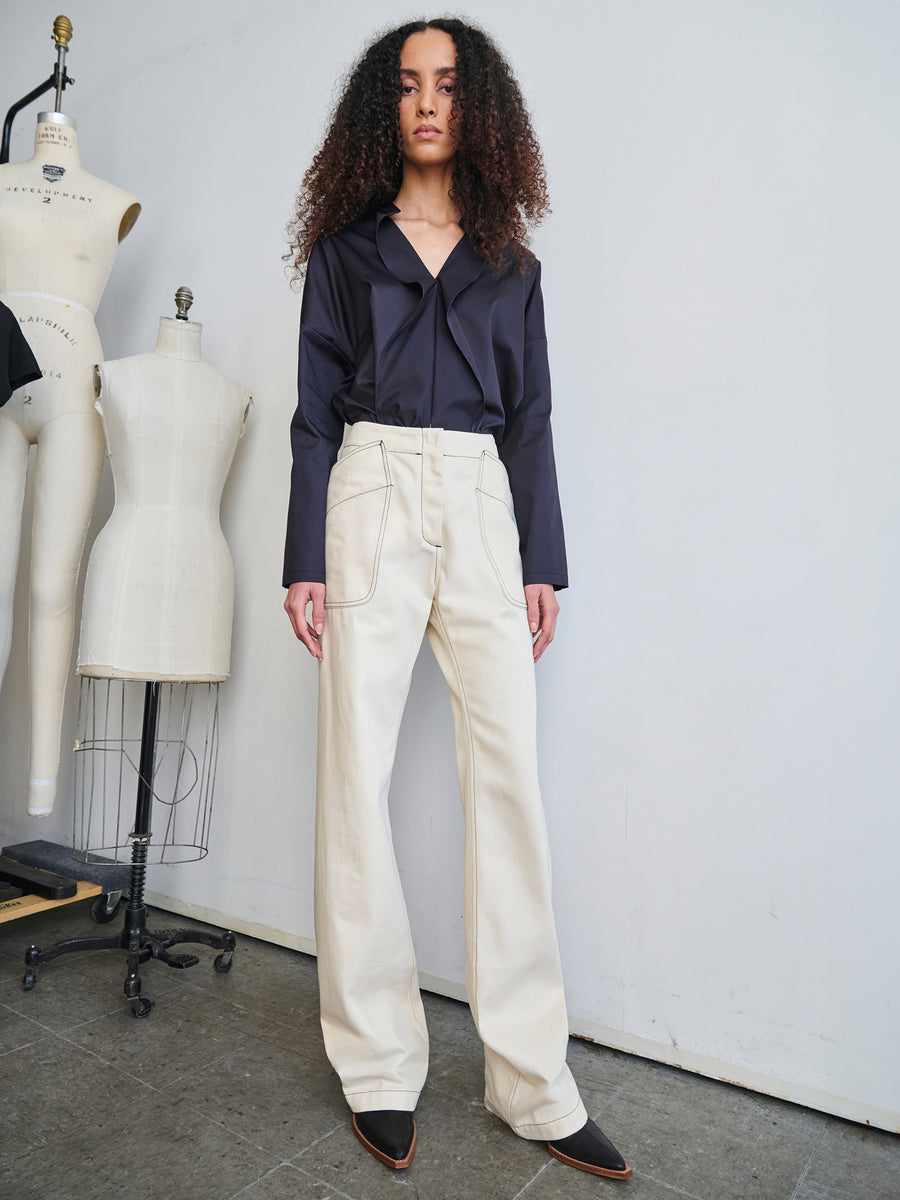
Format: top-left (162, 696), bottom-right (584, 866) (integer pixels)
top-left (398, 28), bottom-right (459, 168)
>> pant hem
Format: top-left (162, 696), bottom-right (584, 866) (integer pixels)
top-left (345, 1089), bottom-right (421, 1113)
top-left (486, 1097), bottom-right (588, 1142)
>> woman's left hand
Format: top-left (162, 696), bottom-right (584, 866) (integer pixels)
top-left (524, 583), bottom-right (559, 663)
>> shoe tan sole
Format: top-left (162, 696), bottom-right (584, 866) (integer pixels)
top-left (547, 1142), bottom-right (634, 1180)
top-left (352, 1114), bottom-right (417, 1169)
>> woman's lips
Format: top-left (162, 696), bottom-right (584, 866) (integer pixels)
top-left (414, 125), bottom-right (440, 139)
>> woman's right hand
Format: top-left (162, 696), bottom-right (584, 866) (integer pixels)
top-left (284, 581), bottom-right (326, 659)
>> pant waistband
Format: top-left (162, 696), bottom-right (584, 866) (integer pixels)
top-left (343, 421), bottom-right (496, 459)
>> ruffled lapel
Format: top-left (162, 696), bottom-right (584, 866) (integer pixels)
top-left (372, 203), bottom-right (488, 419)
top-left (440, 236), bottom-right (487, 415)
top-left (438, 232), bottom-right (485, 301)
top-left (375, 203), bottom-right (429, 286)
top-left (375, 203), bottom-right (486, 296)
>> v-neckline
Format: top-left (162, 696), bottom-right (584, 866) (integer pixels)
top-left (389, 218), bottom-right (465, 281)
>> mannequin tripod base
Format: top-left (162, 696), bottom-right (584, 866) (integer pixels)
top-left (23, 902), bottom-right (236, 1017)
top-left (22, 681), bottom-right (236, 1016)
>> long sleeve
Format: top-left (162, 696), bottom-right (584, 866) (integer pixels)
top-left (499, 263), bottom-right (568, 590)
top-left (282, 241), bottom-right (355, 587)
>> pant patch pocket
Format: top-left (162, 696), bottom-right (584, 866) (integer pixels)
top-left (476, 452), bottom-right (527, 609)
top-left (325, 441), bottom-right (392, 607)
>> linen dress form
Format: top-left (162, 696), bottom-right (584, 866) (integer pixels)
top-left (0, 113), bottom-right (140, 814)
top-left (78, 318), bottom-right (251, 681)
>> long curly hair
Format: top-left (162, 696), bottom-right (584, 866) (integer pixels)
top-left (285, 17), bottom-right (549, 280)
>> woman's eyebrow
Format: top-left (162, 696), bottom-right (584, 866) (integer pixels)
top-left (399, 66), bottom-right (457, 76)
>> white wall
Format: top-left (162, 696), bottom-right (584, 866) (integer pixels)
top-left (1, 0), bottom-right (898, 1132)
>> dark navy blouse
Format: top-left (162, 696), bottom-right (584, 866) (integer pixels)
top-left (283, 203), bottom-right (568, 590)
top-left (1, 300), bottom-right (41, 407)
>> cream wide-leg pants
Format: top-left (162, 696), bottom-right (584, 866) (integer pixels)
top-left (314, 421), bottom-right (587, 1141)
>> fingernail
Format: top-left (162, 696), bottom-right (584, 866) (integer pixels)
top-left (530, 622), bottom-right (538, 633)
top-left (316, 623), bottom-right (324, 634)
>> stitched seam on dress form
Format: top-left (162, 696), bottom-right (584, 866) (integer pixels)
top-left (0, 290), bottom-right (93, 317)
top-left (29, 406), bottom-right (99, 433)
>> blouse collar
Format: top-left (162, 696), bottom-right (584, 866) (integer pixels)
top-left (374, 202), bottom-right (486, 301)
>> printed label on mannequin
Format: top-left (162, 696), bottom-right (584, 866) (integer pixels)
top-left (42, 164), bottom-right (66, 182)
top-left (3, 186), bottom-right (94, 204)
top-left (35, 125), bottom-right (74, 150)
top-left (20, 369), bottom-right (65, 392)
top-left (17, 315), bottom-right (78, 346)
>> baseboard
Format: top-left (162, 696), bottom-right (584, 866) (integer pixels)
top-left (144, 890), bottom-right (317, 957)
top-left (144, 891), bottom-right (899, 1134)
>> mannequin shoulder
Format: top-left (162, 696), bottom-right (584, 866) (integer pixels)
top-left (95, 352), bottom-right (155, 386)
top-left (101, 179), bottom-right (141, 242)
top-left (77, 168), bottom-right (142, 240)
top-left (197, 360), bottom-right (252, 400)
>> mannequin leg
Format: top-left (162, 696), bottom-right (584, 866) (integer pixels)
top-left (424, 449), bottom-right (587, 1142)
top-left (0, 415), bottom-right (30, 690)
top-left (26, 410), bottom-right (105, 816)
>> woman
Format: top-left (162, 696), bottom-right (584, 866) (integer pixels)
top-left (283, 17), bottom-right (631, 1180)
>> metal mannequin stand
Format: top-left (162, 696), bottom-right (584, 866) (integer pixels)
top-left (1, 15), bottom-right (75, 163)
top-left (23, 681), bottom-right (236, 1017)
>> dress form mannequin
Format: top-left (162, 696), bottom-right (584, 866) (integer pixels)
top-left (0, 111), bottom-right (140, 816)
top-left (78, 293), bottom-right (252, 681)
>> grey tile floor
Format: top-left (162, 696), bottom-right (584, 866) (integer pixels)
top-left (0, 901), bottom-right (897, 1200)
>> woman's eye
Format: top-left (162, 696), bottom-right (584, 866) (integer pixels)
top-left (439, 82), bottom-right (455, 94)
top-left (400, 82), bottom-right (417, 96)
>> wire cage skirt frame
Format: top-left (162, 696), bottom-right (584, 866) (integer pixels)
top-left (74, 675), bottom-right (221, 865)
top-left (23, 677), bottom-right (237, 1016)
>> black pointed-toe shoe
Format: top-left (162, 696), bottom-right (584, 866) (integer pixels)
top-left (352, 1110), bottom-right (417, 1169)
top-left (547, 1118), bottom-right (633, 1179)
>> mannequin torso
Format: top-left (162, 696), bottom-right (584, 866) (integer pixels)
top-left (0, 114), bottom-right (141, 431)
top-left (0, 113), bottom-right (140, 310)
top-left (78, 318), bottom-right (252, 682)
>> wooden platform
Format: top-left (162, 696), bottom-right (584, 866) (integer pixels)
top-left (0, 881), bottom-right (102, 924)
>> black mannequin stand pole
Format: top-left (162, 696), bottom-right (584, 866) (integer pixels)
top-left (23, 682), bottom-right (236, 1017)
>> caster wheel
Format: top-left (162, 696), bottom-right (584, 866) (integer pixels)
top-left (23, 968), bottom-right (36, 992)
top-left (91, 894), bottom-right (122, 924)
top-left (213, 953), bottom-right (233, 974)
top-left (129, 995), bottom-right (153, 1018)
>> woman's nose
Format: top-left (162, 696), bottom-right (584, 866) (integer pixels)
top-left (417, 91), bottom-right (436, 116)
